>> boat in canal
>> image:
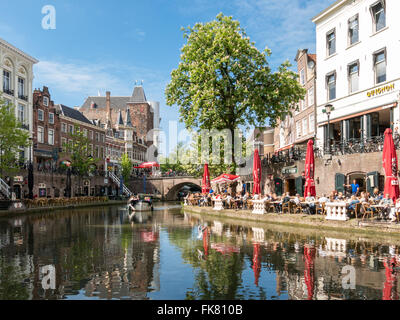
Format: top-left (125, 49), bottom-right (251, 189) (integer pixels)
top-left (128, 195), bottom-right (154, 212)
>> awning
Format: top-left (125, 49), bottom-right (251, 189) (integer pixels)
top-left (318, 102), bottom-right (397, 126)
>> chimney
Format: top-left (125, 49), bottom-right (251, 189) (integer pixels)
top-left (106, 91), bottom-right (112, 128)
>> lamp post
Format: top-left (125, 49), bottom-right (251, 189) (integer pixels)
top-left (28, 137), bottom-right (34, 199)
top-left (322, 104), bottom-right (335, 154)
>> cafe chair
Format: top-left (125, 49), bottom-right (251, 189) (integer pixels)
top-left (362, 203), bottom-right (375, 221)
top-left (282, 202), bottom-right (291, 214)
top-left (316, 203), bottom-right (325, 215)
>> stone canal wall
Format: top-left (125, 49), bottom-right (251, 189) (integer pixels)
top-left (183, 205), bottom-right (400, 238)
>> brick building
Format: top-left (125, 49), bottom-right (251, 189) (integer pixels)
top-left (80, 86), bottom-right (157, 165)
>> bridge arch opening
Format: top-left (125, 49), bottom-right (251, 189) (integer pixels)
top-left (165, 182), bottom-right (201, 201)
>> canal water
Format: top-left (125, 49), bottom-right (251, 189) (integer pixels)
top-left (0, 203), bottom-right (399, 300)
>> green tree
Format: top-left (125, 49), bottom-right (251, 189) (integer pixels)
top-left (0, 95), bottom-right (30, 178)
top-left (62, 128), bottom-right (99, 192)
top-left (166, 13), bottom-right (306, 173)
top-left (121, 153), bottom-right (132, 182)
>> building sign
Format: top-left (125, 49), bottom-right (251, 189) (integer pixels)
top-left (367, 83), bottom-right (395, 98)
top-left (282, 166), bottom-right (297, 175)
top-left (14, 176), bottom-right (23, 183)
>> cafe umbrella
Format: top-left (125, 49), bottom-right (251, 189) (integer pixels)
top-left (253, 149), bottom-right (262, 196)
top-left (202, 163), bottom-right (211, 194)
top-left (211, 173), bottom-right (240, 184)
top-left (382, 128), bottom-right (399, 201)
top-left (252, 243), bottom-right (262, 286)
top-left (304, 139), bottom-right (316, 198)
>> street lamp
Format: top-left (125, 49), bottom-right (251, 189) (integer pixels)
top-left (322, 104), bottom-right (335, 154)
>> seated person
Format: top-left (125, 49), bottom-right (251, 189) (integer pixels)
top-left (373, 188), bottom-right (383, 203)
top-left (379, 194), bottom-right (394, 220)
top-left (305, 192), bottom-right (316, 214)
top-left (346, 195), bottom-right (360, 217)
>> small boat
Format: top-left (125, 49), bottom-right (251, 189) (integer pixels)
top-left (128, 196), bottom-right (154, 212)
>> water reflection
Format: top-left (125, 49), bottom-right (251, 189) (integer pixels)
top-left (0, 203), bottom-right (399, 300)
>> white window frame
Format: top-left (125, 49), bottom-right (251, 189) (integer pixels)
top-left (348, 15), bottom-right (359, 46)
top-left (18, 104), bottom-right (25, 123)
top-left (43, 96), bottom-right (49, 107)
top-left (61, 123), bottom-right (67, 133)
top-left (302, 118), bottom-right (308, 136)
top-left (371, 0), bottom-right (386, 33)
top-left (309, 114), bottom-right (315, 133)
top-left (48, 112), bottom-right (54, 124)
top-left (3, 70), bottom-right (11, 92)
top-left (48, 129), bottom-right (54, 145)
top-left (348, 61), bottom-right (360, 93)
top-left (296, 121), bottom-right (301, 139)
top-left (308, 86), bottom-right (314, 107)
top-left (374, 48), bottom-right (386, 84)
top-left (326, 72), bottom-right (336, 101)
top-left (38, 109), bottom-right (44, 122)
top-left (17, 77), bottom-right (25, 97)
top-left (327, 29), bottom-right (336, 57)
top-left (299, 69), bottom-right (305, 85)
top-left (38, 126), bottom-right (44, 143)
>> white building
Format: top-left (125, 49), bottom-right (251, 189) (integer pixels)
top-left (313, 0), bottom-right (400, 153)
top-left (0, 37), bottom-right (38, 161)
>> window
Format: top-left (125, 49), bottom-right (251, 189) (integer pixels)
top-left (3, 70), bottom-right (10, 92)
top-left (43, 96), bottom-right (49, 107)
top-left (101, 134), bottom-right (105, 143)
top-left (68, 140), bottom-right (73, 153)
top-left (308, 86), bottom-right (314, 106)
top-left (348, 15), bottom-right (359, 46)
top-left (61, 138), bottom-right (67, 152)
top-left (296, 121), bottom-right (301, 138)
top-left (18, 77), bottom-right (25, 97)
top-left (374, 50), bottom-right (386, 84)
top-left (302, 118), bottom-right (308, 136)
top-left (327, 30), bottom-right (336, 56)
top-left (48, 129), bottom-right (54, 145)
top-left (89, 144), bottom-right (93, 156)
top-left (61, 123), bottom-right (67, 133)
top-left (309, 114), bottom-right (315, 133)
top-left (83, 128), bottom-right (88, 137)
top-left (49, 112), bottom-right (54, 124)
top-left (95, 132), bottom-right (99, 142)
top-left (348, 62), bottom-right (359, 93)
top-left (68, 125), bottom-right (74, 134)
top-left (38, 126), bottom-right (44, 143)
top-left (300, 69), bottom-right (305, 85)
top-left (371, 1), bottom-right (386, 33)
top-left (38, 109), bottom-right (44, 121)
top-left (90, 130), bottom-right (93, 140)
top-left (327, 73), bottom-right (336, 101)
top-left (95, 146), bottom-right (99, 158)
top-left (18, 104), bottom-right (25, 123)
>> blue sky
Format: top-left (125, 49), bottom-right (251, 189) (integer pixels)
top-left (0, 0), bottom-right (333, 150)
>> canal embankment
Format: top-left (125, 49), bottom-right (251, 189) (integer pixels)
top-left (0, 200), bottom-right (127, 218)
top-left (183, 205), bottom-right (400, 240)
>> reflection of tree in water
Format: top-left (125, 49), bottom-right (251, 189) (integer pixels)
top-left (0, 263), bottom-right (30, 300)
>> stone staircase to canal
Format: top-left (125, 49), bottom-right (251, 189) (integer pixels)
top-left (108, 172), bottom-right (133, 196)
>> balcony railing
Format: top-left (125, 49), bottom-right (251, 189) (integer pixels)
top-left (20, 123), bottom-right (29, 130)
top-left (18, 94), bottom-right (28, 101)
top-left (3, 88), bottom-right (14, 96)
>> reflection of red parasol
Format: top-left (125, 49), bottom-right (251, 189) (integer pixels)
top-left (140, 230), bottom-right (159, 242)
top-left (304, 140), bottom-right (316, 197)
top-left (211, 243), bottom-right (240, 254)
top-left (383, 129), bottom-right (399, 202)
top-left (253, 149), bottom-right (262, 196)
top-left (383, 257), bottom-right (398, 300)
top-left (252, 243), bottom-right (262, 286)
top-left (203, 227), bottom-right (209, 257)
top-left (304, 245), bottom-right (316, 300)
top-left (202, 163), bottom-right (211, 193)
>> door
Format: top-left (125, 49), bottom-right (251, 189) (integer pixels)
top-left (295, 176), bottom-right (304, 196)
top-left (335, 173), bottom-right (346, 193)
top-left (366, 171), bottom-right (379, 195)
top-left (274, 178), bottom-right (283, 196)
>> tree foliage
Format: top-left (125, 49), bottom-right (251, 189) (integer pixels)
top-left (165, 13), bottom-right (306, 172)
top-left (121, 153), bottom-right (132, 182)
top-left (0, 95), bottom-right (30, 177)
top-left (62, 128), bottom-right (98, 178)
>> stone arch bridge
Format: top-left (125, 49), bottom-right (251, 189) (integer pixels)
top-left (128, 176), bottom-right (202, 201)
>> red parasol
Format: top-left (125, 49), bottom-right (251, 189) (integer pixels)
top-left (210, 243), bottom-right (240, 254)
top-left (304, 139), bottom-right (316, 197)
top-left (304, 245), bottom-right (316, 300)
top-left (211, 173), bottom-right (240, 184)
top-left (134, 162), bottom-right (160, 169)
top-left (202, 163), bottom-right (211, 193)
top-left (253, 149), bottom-right (262, 196)
top-left (252, 243), bottom-right (262, 286)
top-left (383, 128), bottom-right (399, 202)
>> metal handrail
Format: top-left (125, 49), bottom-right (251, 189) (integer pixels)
top-left (0, 178), bottom-right (11, 199)
top-left (109, 172), bottom-right (132, 196)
